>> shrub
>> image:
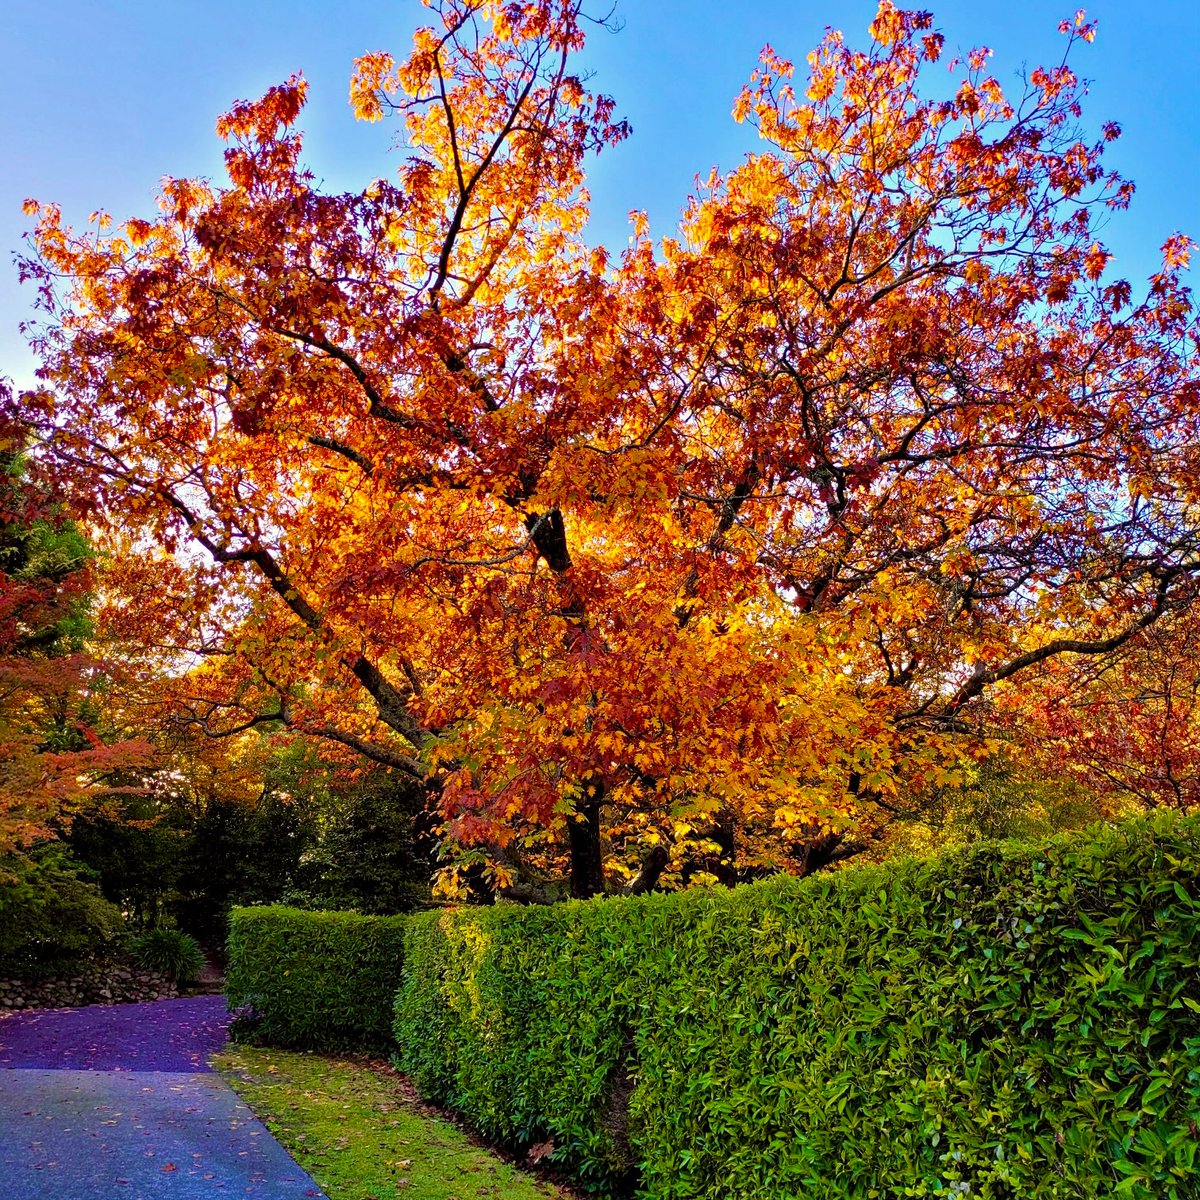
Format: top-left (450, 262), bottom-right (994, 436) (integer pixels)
top-left (393, 813), bottom-right (1200, 1200)
top-left (0, 846), bottom-right (125, 978)
top-left (226, 906), bottom-right (406, 1049)
top-left (128, 926), bottom-right (206, 984)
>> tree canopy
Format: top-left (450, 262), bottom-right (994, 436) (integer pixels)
top-left (10, 2), bottom-right (1200, 897)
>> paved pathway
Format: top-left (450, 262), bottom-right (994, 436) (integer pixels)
top-left (0, 997), bottom-right (326, 1199)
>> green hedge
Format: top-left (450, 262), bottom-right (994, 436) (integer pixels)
top-left (393, 814), bottom-right (1200, 1199)
top-left (226, 906), bottom-right (406, 1049)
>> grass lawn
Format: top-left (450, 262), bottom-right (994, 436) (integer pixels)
top-left (214, 1045), bottom-right (576, 1200)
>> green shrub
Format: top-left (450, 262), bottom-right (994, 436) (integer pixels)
top-left (394, 813), bottom-right (1200, 1200)
top-left (0, 846), bottom-right (125, 978)
top-left (226, 906), bottom-right (407, 1049)
top-left (128, 926), bottom-right (205, 984)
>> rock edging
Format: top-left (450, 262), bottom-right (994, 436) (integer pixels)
top-left (0, 964), bottom-right (177, 1010)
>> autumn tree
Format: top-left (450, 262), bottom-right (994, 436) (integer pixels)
top-left (994, 604), bottom-right (1200, 812)
top-left (12, 2), bottom-right (1200, 897)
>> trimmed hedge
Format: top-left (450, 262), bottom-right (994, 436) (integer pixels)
top-left (226, 906), bottom-right (406, 1049)
top-left (393, 814), bottom-right (1200, 1199)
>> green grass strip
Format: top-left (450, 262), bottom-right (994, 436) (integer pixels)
top-left (214, 1045), bottom-right (572, 1200)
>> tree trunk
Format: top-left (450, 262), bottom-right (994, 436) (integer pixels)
top-left (568, 788), bottom-right (605, 899)
top-left (794, 830), bottom-right (848, 876)
top-left (625, 843), bottom-right (669, 895)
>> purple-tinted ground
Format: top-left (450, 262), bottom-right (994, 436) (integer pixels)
top-left (0, 998), bottom-right (327, 1198)
top-left (0, 995), bottom-right (230, 1071)
top-left (1, 1068), bottom-right (326, 1199)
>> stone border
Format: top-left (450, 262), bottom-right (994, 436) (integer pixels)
top-left (0, 963), bottom-right (177, 1010)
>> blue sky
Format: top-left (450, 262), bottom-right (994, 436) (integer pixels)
top-left (3, 1), bottom-right (1198, 389)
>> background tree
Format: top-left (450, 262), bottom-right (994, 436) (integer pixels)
top-left (0, 376), bottom-right (150, 862)
top-left (12, 3), bottom-right (1200, 897)
top-left (876, 748), bottom-right (1117, 862)
top-left (66, 729), bottom-right (301, 939)
top-left (66, 796), bottom-right (186, 928)
top-left (995, 605), bottom-right (1200, 812)
top-left (68, 732), bottom-right (432, 936)
top-left (264, 742), bottom-right (434, 914)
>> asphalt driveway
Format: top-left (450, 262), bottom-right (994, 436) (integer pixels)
top-left (0, 996), bottom-right (326, 1199)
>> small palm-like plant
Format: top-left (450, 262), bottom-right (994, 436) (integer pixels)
top-left (129, 927), bottom-right (205, 985)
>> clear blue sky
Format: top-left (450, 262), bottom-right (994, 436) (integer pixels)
top-left (3, 1), bottom-right (1198, 389)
